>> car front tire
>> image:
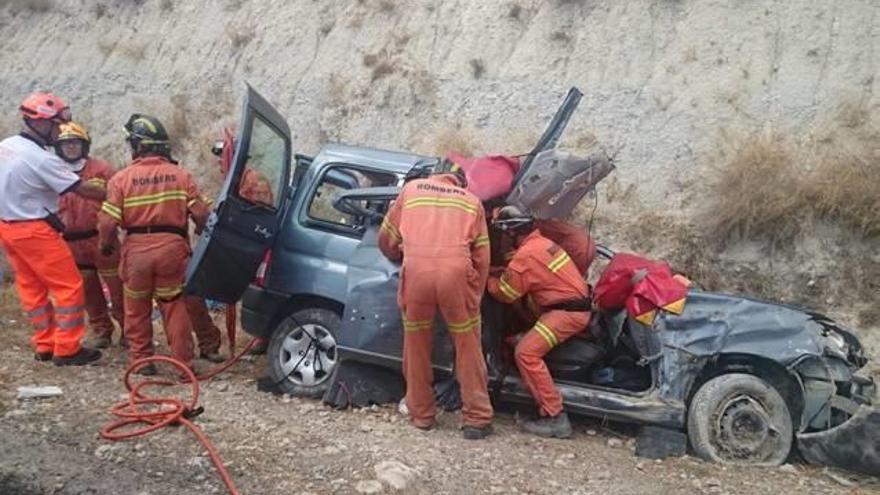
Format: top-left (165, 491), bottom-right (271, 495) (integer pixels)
top-left (687, 373), bottom-right (793, 466)
top-left (267, 308), bottom-right (341, 398)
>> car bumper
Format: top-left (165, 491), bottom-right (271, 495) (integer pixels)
top-left (797, 376), bottom-right (880, 476)
top-left (240, 284), bottom-right (289, 339)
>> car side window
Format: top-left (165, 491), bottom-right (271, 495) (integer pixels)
top-left (235, 116), bottom-right (285, 209)
top-left (307, 165), bottom-right (397, 233)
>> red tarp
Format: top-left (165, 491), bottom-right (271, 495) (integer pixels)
top-left (593, 253), bottom-right (689, 326)
top-left (447, 152), bottom-right (520, 201)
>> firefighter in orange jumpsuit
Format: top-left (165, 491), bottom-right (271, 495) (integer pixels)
top-left (0, 92), bottom-right (106, 365)
top-left (499, 217), bottom-right (596, 277)
top-left (488, 206), bottom-right (591, 438)
top-left (378, 161), bottom-right (494, 439)
top-left (55, 122), bottom-right (125, 348)
top-left (97, 114), bottom-right (210, 375)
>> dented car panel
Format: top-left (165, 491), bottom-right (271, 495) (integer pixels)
top-left (797, 405), bottom-right (880, 475)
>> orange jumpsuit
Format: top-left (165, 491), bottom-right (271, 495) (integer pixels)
top-left (501, 219), bottom-right (596, 276)
top-left (378, 174), bottom-right (493, 428)
top-left (488, 230), bottom-right (591, 417)
top-left (97, 156), bottom-right (210, 366)
top-left (58, 157), bottom-right (124, 341)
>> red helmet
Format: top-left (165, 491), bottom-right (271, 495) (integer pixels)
top-left (19, 92), bottom-right (71, 122)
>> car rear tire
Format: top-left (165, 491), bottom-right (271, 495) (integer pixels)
top-left (687, 373), bottom-right (793, 466)
top-left (267, 308), bottom-right (340, 398)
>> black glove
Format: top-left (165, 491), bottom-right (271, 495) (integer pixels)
top-left (100, 243), bottom-right (115, 257)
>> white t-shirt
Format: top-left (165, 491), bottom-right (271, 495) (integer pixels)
top-left (0, 134), bottom-right (81, 220)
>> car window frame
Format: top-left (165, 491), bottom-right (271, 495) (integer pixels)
top-left (300, 162), bottom-right (400, 239)
top-left (231, 113), bottom-right (289, 212)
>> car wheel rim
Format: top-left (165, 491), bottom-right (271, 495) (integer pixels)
top-left (713, 395), bottom-right (779, 462)
top-left (278, 323), bottom-right (338, 387)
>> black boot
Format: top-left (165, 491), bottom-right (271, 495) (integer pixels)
top-left (522, 413), bottom-right (572, 439)
top-left (53, 348), bottom-right (102, 366)
top-left (34, 351), bottom-right (53, 362)
top-left (462, 424), bottom-right (493, 440)
top-left (135, 363), bottom-right (158, 376)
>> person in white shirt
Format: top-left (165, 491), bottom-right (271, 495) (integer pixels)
top-left (0, 92), bottom-right (106, 366)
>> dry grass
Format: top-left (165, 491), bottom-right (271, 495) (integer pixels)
top-left (93, 3), bottom-right (108, 18)
top-left (119, 41), bottom-right (147, 61)
top-left (550, 30), bottom-right (572, 43)
top-left (225, 23), bottom-right (254, 50)
top-left (421, 125), bottom-right (479, 157)
top-left (377, 0), bottom-right (395, 13)
top-left (160, 0), bottom-right (173, 12)
top-left (702, 99), bottom-right (880, 246)
top-left (508, 4), bottom-right (523, 20)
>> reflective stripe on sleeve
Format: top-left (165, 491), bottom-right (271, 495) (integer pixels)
top-left (473, 234), bottom-right (490, 249)
top-left (381, 217), bottom-right (402, 241)
top-left (101, 202), bottom-right (123, 221)
top-left (498, 277), bottom-right (521, 301)
top-left (547, 251), bottom-right (572, 273)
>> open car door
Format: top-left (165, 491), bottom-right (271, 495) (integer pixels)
top-left (185, 86), bottom-right (292, 303)
top-left (506, 87), bottom-right (614, 219)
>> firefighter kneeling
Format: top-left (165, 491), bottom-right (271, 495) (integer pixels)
top-left (97, 114), bottom-right (210, 375)
top-left (488, 206), bottom-right (592, 438)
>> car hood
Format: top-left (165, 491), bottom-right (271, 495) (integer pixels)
top-left (661, 291), bottom-right (867, 369)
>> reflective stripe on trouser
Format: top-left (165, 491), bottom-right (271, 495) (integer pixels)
top-left (119, 237), bottom-right (194, 365)
top-left (399, 259), bottom-right (492, 428)
top-left (0, 221), bottom-right (86, 357)
top-left (185, 296), bottom-right (222, 354)
top-left (514, 310), bottom-right (591, 417)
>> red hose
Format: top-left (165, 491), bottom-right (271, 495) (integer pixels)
top-left (100, 339), bottom-right (259, 495)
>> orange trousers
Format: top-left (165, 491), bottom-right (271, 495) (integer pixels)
top-left (399, 259), bottom-right (493, 428)
top-left (119, 235), bottom-right (193, 366)
top-left (515, 310), bottom-right (590, 417)
top-left (185, 296), bottom-right (222, 354)
top-left (0, 220), bottom-right (86, 357)
top-left (68, 238), bottom-right (124, 340)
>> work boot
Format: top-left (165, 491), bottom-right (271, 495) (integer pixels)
top-left (522, 412), bottom-right (572, 439)
top-left (34, 351), bottom-right (53, 362)
top-left (135, 363), bottom-right (158, 376)
top-left (53, 348), bottom-right (102, 367)
top-left (462, 424), bottom-right (493, 440)
top-left (87, 335), bottom-right (111, 349)
top-left (200, 351), bottom-right (227, 364)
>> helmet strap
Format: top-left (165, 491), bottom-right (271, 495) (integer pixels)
top-left (23, 119), bottom-right (53, 147)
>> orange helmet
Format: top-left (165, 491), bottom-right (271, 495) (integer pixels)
top-left (19, 92), bottom-right (71, 122)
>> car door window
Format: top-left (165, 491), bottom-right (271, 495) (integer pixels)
top-left (307, 165), bottom-right (396, 234)
top-left (236, 116), bottom-right (286, 209)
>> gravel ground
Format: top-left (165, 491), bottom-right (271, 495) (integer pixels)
top-left (0, 309), bottom-right (878, 495)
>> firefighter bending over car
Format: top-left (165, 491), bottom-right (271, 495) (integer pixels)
top-left (55, 122), bottom-right (126, 349)
top-left (97, 114), bottom-right (211, 376)
top-left (377, 160), bottom-right (494, 440)
top-left (0, 93), bottom-right (107, 366)
top-left (488, 205), bottom-right (592, 438)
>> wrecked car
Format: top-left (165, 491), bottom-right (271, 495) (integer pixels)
top-left (185, 86), bottom-right (879, 475)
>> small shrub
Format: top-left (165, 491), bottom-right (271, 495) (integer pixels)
top-left (160, 0), bottom-right (173, 12)
top-left (508, 4), bottom-right (522, 20)
top-left (119, 41), bottom-right (147, 61)
top-left (377, 0), bottom-right (395, 13)
top-left (550, 30), bottom-right (572, 43)
top-left (93, 3), bottom-right (108, 18)
top-left (371, 61), bottom-right (395, 81)
top-left (225, 24), bottom-right (254, 50)
top-left (469, 59), bottom-right (485, 79)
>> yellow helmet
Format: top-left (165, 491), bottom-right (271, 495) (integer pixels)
top-left (55, 121), bottom-right (91, 163)
top-left (57, 121), bottom-right (91, 143)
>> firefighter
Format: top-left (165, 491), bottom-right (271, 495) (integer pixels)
top-left (487, 206), bottom-right (591, 438)
top-left (499, 216), bottom-right (596, 277)
top-left (55, 122), bottom-right (125, 348)
top-left (0, 92), bottom-right (106, 365)
top-left (185, 296), bottom-right (226, 363)
top-left (97, 114), bottom-right (210, 375)
top-left (378, 160), bottom-right (494, 439)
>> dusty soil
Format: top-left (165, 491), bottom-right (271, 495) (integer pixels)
top-left (0, 303), bottom-right (878, 495)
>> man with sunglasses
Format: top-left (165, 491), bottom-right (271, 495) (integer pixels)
top-left (0, 92), bottom-right (106, 365)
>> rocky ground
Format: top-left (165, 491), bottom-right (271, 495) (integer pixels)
top-left (0, 303), bottom-right (878, 495)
